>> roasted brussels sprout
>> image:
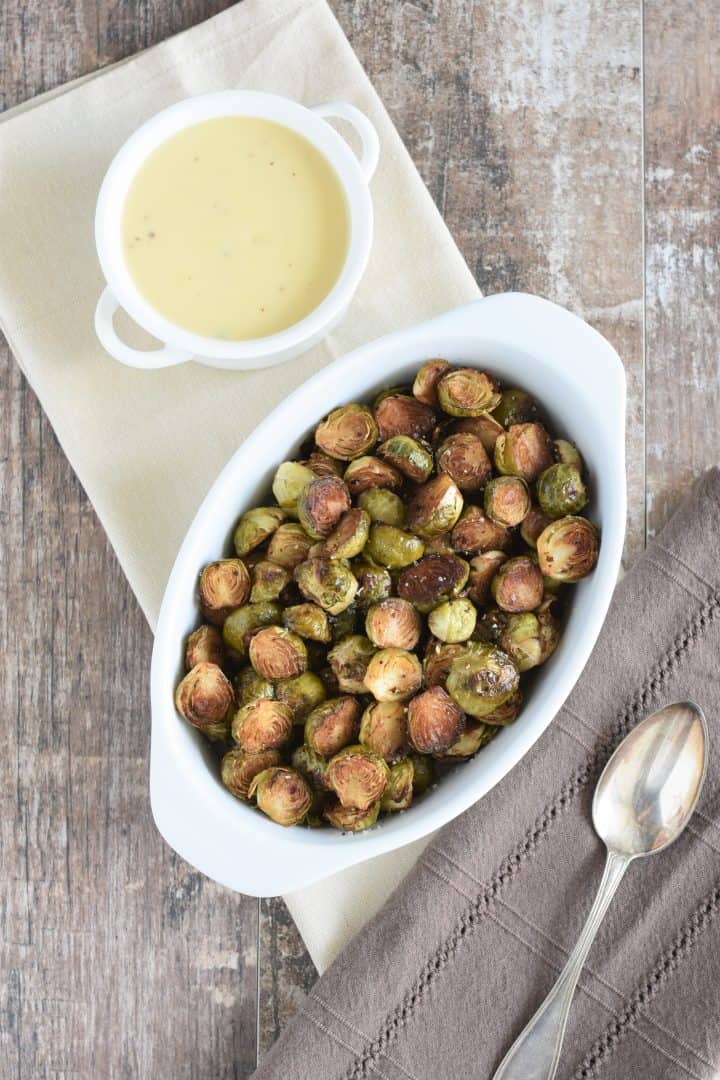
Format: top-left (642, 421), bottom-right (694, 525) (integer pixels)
top-left (175, 662), bottom-right (234, 741)
top-left (297, 475), bottom-right (351, 539)
top-left (492, 388), bottom-right (537, 428)
top-left (315, 404), bottom-right (378, 460)
top-left (451, 505), bottom-right (511, 554)
top-left (295, 557), bottom-right (358, 614)
top-left (365, 524), bottom-right (425, 569)
top-left (291, 744), bottom-right (330, 790)
top-left (494, 423), bottom-right (554, 482)
top-left (466, 551), bottom-right (508, 605)
top-left (377, 435), bottom-right (434, 483)
top-left (324, 799), bottom-right (380, 832)
top-left (554, 438), bottom-right (583, 469)
top-left (305, 696), bottom-right (361, 757)
top-left (436, 433), bottom-right (492, 493)
top-left (413, 359), bottom-right (451, 407)
top-left (275, 671), bottom-right (327, 720)
top-left (422, 531), bottom-right (456, 556)
top-left (198, 559), bottom-right (252, 626)
top-left (328, 635), bottom-right (377, 693)
top-left (407, 686), bottom-right (465, 753)
top-left (406, 474), bottom-right (464, 538)
top-left (271, 461), bottom-right (315, 511)
top-left (397, 553), bottom-right (469, 612)
top-left (185, 624), bottom-right (225, 670)
top-left (537, 516), bottom-right (600, 582)
top-left (435, 722), bottom-right (496, 759)
top-left (484, 475), bottom-right (531, 527)
top-left (375, 393), bottom-right (436, 442)
top-left (374, 384), bottom-right (411, 407)
top-left (232, 698), bottom-right (293, 752)
top-left (250, 560), bottom-right (292, 603)
top-left (249, 767), bottom-right (313, 826)
top-left (381, 759), bottom-right (415, 811)
top-left (359, 700), bottom-right (410, 762)
top-left (491, 556), bottom-right (545, 613)
top-left (446, 643), bottom-right (520, 718)
top-left (483, 689), bottom-right (523, 726)
top-left (266, 523), bottom-right (314, 569)
top-left (221, 747), bottom-right (282, 800)
top-left (248, 626), bottom-right (307, 681)
top-left (328, 604), bottom-right (359, 641)
top-left (357, 488), bottom-right (407, 528)
top-left (427, 597), bottom-right (477, 643)
top-left (520, 505), bottom-right (553, 548)
top-left (437, 367), bottom-right (501, 416)
top-left (423, 639), bottom-right (466, 688)
top-left (365, 598), bottom-right (421, 650)
top-left (234, 507), bottom-right (286, 556)
top-left (364, 648), bottom-right (423, 702)
top-left (222, 601), bottom-right (282, 655)
top-left (352, 559), bottom-right (393, 607)
top-left (498, 608), bottom-right (560, 671)
top-left (326, 745), bottom-right (390, 810)
top-left (536, 463), bottom-right (588, 518)
top-left (410, 753), bottom-right (434, 794)
top-left (303, 450), bottom-right (344, 478)
top-left (449, 414), bottom-right (505, 454)
top-left (344, 455), bottom-right (403, 495)
top-left (282, 602), bottom-right (331, 643)
top-left (235, 666), bottom-right (275, 705)
top-left (319, 509), bottom-right (370, 559)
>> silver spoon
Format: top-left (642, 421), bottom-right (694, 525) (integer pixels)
top-left (494, 701), bottom-right (708, 1080)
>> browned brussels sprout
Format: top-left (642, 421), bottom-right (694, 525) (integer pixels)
top-left (365, 598), bottom-right (421, 650)
top-left (520, 505), bottom-right (553, 548)
top-left (377, 435), bottom-right (434, 483)
top-left (466, 551), bottom-right (508, 605)
top-left (554, 438), bottom-right (583, 469)
top-left (232, 698), bottom-right (293, 752)
top-left (359, 700), bottom-right (410, 762)
top-left (357, 488), bottom-right (407, 528)
top-left (427, 598), bottom-right (477, 643)
top-left (198, 559), bottom-right (251, 624)
top-left (381, 759), bottom-right (415, 811)
top-left (326, 745), bottom-right (390, 810)
top-left (291, 744), bottom-right (330, 790)
top-left (451, 505), bottom-right (511, 554)
top-left (185, 624), bottom-right (225, 670)
top-left (328, 635), bottom-right (377, 693)
top-left (319, 508), bottom-right (371, 559)
top-left (449, 414), bottom-right (505, 454)
top-left (175, 662), bottom-right (234, 742)
top-left (222, 601), bottom-right (282, 655)
top-left (536, 463), bottom-right (588, 518)
top-left (498, 608), bottom-right (560, 671)
top-left (302, 450), bottom-right (344, 478)
top-left (492, 388), bottom-right (537, 428)
top-left (364, 648), bottom-right (423, 702)
top-left (282, 602), bottom-right (331, 643)
top-left (315, 404), bottom-right (378, 460)
top-left (271, 461), bottom-right (315, 511)
top-left (234, 667), bottom-right (275, 705)
top-left (275, 672), bottom-right (327, 720)
top-left (407, 685), bottom-right (466, 753)
top-left (446, 643), bottom-right (519, 718)
top-left (344, 455), bottom-right (403, 495)
top-left (435, 722), bottom-right (496, 760)
top-left (248, 626), bottom-right (308, 681)
top-left (436, 433), bottom-right (492, 493)
top-left (249, 767), bottom-right (313, 826)
top-left (324, 798), bottom-right (380, 832)
top-left (297, 475), bottom-right (351, 539)
top-left (375, 393), bottom-right (436, 442)
top-left (365, 524), bottom-right (425, 569)
top-left (423, 639), bottom-right (466, 688)
top-left (352, 559), bottom-right (393, 608)
top-left (266, 523), bottom-right (314, 569)
top-left (437, 367), bottom-right (501, 416)
top-left (537, 516), bottom-right (600, 582)
top-left (484, 475), bottom-right (531, 527)
top-left (250, 560), bottom-right (292, 603)
top-left (494, 423), bottom-right (555, 482)
top-left (491, 556), bottom-right (545, 613)
top-left (234, 507), bottom-right (286, 556)
top-left (305, 696), bottom-right (361, 757)
top-left (422, 531), bottom-right (456, 556)
top-left (295, 557), bottom-right (358, 614)
top-left (406, 474), bottom-right (464, 538)
top-left (397, 553), bottom-right (469, 612)
top-left (413, 359), bottom-right (452, 407)
top-left (221, 747), bottom-right (281, 800)
top-left (483, 689), bottom-right (523, 726)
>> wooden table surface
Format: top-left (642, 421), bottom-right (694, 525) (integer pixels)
top-left (1, 1), bottom-right (717, 1075)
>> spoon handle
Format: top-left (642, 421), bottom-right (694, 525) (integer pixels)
top-left (493, 850), bottom-right (630, 1080)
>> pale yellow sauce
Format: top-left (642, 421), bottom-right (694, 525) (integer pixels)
top-left (122, 116), bottom-right (349, 339)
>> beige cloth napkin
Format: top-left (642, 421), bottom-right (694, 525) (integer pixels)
top-left (0, 0), bottom-right (479, 973)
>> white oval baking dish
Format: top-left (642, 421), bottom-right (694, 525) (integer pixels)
top-left (150, 293), bottom-right (626, 897)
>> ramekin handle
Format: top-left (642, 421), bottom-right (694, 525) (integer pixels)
top-left (311, 101), bottom-right (380, 182)
top-left (94, 287), bottom-right (193, 370)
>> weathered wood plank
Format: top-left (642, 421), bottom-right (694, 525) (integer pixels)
top-left (644, 0), bottom-right (720, 539)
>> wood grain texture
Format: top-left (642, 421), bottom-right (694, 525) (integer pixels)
top-left (644, 0), bottom-right (720, 538)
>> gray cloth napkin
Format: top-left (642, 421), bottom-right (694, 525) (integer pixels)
top-left (254, 467), bottom-right (720, 1080)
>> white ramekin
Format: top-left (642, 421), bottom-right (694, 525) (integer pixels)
top-left (94, 90), bottom-right (378, 371)
top-left (150, 293), bottom-right (627, 897)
